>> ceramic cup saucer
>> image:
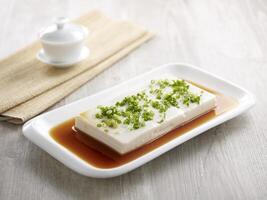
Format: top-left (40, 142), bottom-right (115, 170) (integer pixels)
top-left (36, 47), bottom-right (89, 68)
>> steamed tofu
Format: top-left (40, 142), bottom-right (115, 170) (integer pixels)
top-left (179, 83), bottom-right (216, 122)
top-left (75, 107), bottom-right (185, 154)
top-left (75, 80), bottom-right (216, 154)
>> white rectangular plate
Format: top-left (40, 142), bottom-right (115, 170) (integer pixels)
top-left (22, 63), bottom-right (255, 178)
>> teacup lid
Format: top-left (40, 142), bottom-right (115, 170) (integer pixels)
top-left (39, 17), bottom-right (88, 44)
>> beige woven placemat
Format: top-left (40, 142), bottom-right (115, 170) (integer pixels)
top-left (0, 10), bottom-right (154, 124)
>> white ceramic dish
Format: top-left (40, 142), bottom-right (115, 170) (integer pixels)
top-left (22, 63), bottom-right (255, 178)
top-left (38, 17), bottom-right (89, 64)
top-left (36, 47), bottom-right (89, 68)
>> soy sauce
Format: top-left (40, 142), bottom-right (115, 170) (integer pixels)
top-left (50, 86), bottom-right (238, 169)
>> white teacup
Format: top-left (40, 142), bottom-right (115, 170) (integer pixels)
top-left (39, 17), bottom-right (89, 63)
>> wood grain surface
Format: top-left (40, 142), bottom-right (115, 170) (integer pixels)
top-left (0, 0), bottom-right (266, 199)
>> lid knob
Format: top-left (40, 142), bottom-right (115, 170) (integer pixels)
top-left (55, 17), bottom-right (69, 30)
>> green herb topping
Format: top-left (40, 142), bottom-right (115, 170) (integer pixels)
top-left (94, 79), bottom-right (202, 132)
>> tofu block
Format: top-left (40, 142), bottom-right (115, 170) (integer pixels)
top-left (75, 80), bottom-right (216, 154)
top-left (75, 107), bottom-right (185, 154)
top-left (179, 82), bottom-right (217, 122)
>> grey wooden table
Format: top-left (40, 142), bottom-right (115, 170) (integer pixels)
top-left (0, 0), bottom-right (266, 199)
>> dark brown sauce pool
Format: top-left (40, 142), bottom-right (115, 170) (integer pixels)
top-left (50, 85), bottom-right (238, 169)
